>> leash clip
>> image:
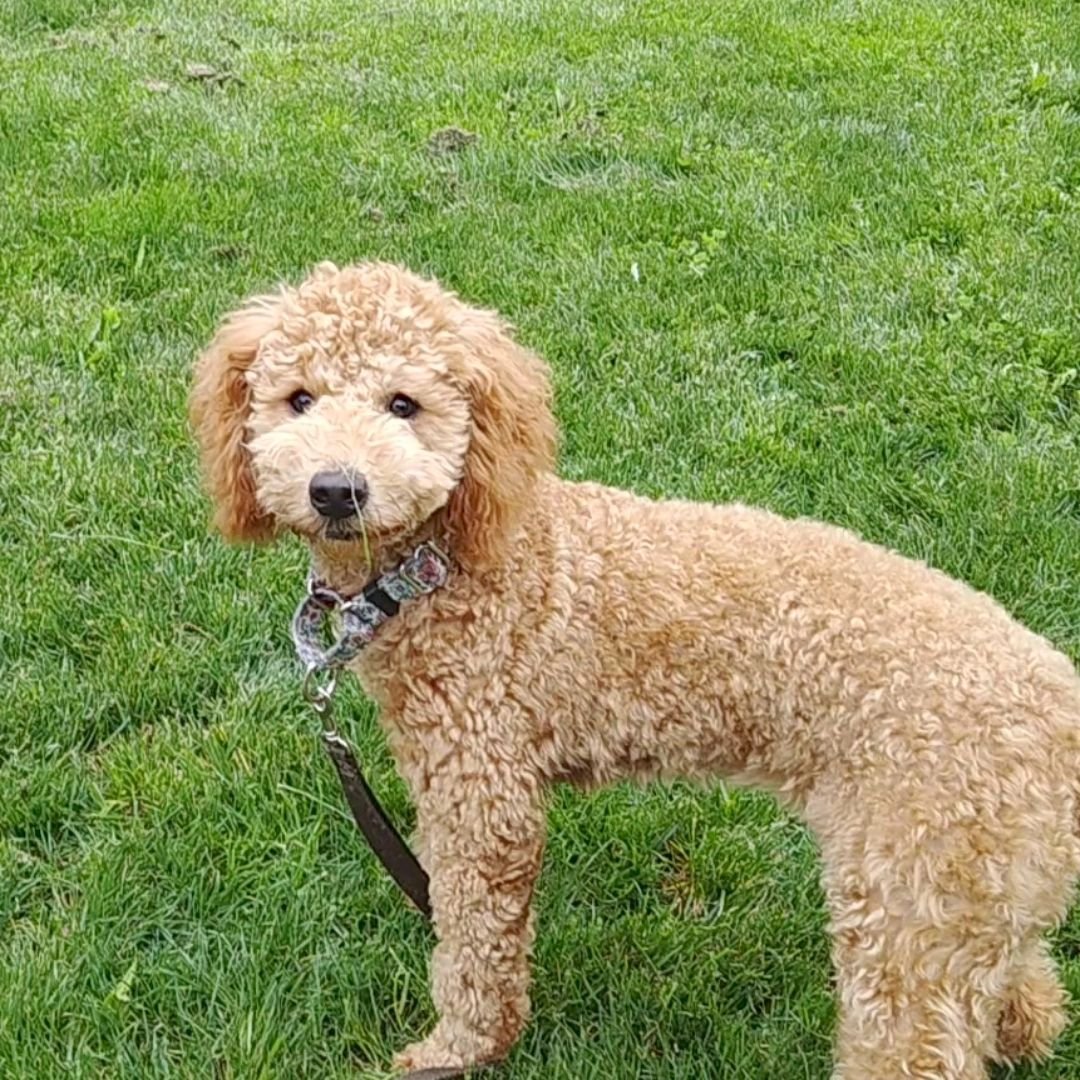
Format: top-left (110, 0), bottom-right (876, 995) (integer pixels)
top-left (291, 574), bottom-right (368, 673)
top-left (301, 662), bottom-right (337, 719)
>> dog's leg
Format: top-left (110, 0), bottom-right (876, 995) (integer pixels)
top-left (393, 763), bottom-right (545, 1073)
top-left (831, 961), bottom-right (998, 1080)
top-left (994, 937), bottom-right (1067, 1065)
top-left (815, 792), bottom-right (1017, 1080)
top-left (827, 894), bottom-right (1006, 1080)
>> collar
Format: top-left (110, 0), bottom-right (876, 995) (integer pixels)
top-left (291, 541), bottom-right (450, 672)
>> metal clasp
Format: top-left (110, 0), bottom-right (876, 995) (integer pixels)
top-left (301, 663), bottom-right (338, 725)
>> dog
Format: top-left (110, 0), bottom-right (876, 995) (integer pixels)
top-left (191, 261), bottom-right (1080, 1078)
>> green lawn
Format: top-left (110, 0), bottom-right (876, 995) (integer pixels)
top-left (2, 0), bottom-right (1080, 1076)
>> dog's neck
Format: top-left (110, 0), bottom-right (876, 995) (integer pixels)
top-left (307, 515), bottom-right (453, 598)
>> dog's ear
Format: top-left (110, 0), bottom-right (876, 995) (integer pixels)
top-left (189, 298), bottom-right (282, 542)
top-left (444, 312), bottom-right (557, 570)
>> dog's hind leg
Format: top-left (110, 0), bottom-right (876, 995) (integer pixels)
top-left (994, 937), bottom-right (1067, 1065)
top-left (813, 788), bottom-right (1016, 1080)
top-left (827, 912), bottom-right (1005, 1080)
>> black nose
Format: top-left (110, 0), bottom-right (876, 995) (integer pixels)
top-left (309, 470), bottom-right (368, 520)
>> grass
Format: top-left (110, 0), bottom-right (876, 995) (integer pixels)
top-left (2, 0), bottom-right (1080, 1075)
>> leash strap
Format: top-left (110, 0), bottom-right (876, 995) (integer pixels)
top-left (321, 731), bottom-right (431, 919)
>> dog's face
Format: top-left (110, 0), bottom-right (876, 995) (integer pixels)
top-left (245, 322), bottom-right (472, 547)
top-left (191, 263), bottom-right (555, 569)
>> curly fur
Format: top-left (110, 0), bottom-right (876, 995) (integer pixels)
top-left (192, 262), bottom-right (1080, 1078)
top-left (189, 299), bottom-right (283, 541)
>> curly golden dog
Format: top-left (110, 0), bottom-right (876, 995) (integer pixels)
top-left (191, 262), bottom-right (1080, 1078)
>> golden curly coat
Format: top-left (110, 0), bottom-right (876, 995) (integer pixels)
top-left (191, 262), bottom-right (1080, 1078)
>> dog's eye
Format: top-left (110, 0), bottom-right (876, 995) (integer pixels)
top-left (388, 393), bottom-right (419, 419)
top-left (288, 389), bottom-right (315, 415)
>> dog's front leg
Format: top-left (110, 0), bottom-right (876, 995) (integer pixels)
top-left (394, 758), bottom-right (545, 1073)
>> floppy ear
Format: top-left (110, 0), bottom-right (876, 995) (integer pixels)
top-left (443, 313), bottom-right (557, 570)
top-left (189, 299), bottom-right (282, 542)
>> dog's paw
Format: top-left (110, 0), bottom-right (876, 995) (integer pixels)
top-left (393, 1023), bottom-right (501, 1075)
top-left (393, 1035), bottom-right (467, 1073)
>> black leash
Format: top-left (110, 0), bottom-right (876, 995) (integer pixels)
top-left (320, 730), bottom-right (431, 919)
top-left (299, 664), bottom-right (432, 920)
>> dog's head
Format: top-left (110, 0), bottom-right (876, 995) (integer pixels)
top-left (190, 262), bottom-right (555, 569)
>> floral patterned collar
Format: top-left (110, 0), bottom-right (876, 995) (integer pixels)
top-left (291, 542), bottom-right (451, 673)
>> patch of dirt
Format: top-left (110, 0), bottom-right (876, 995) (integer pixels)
top-left (184, 63), bottom-right (243, 88)
top-left (427, 126), bottom-right (478, 156)
top-left (658, 837), bottom-right (708, 919)
top-left (210, 244), bottom-right (249, 262)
